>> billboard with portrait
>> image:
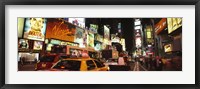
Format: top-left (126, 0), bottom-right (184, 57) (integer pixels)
top-left (23, 18), bottom-right (47, 41)
top-left (94, 41), bottom-right (102, 51)
top-left (104, 25), bottom-right (110, 44)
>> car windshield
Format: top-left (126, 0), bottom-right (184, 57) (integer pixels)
top-left (60, 55), bottom-right (70, 59)
top-left (39, 55), bottom-right (56, 62)
top-left (107, 59), bottom-right (118, 62)
top-left (53, 60), bottom-right (81, 71)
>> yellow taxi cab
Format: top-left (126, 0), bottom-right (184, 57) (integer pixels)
top-left (50, 57), bottom-right (110, 71)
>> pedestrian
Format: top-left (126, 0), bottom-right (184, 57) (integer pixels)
top-left (156, 56), bottom-right (164, 71)
top-left (20, 57), bottom-right (24, 66)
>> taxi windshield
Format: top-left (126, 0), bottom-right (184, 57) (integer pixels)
top-left (53, 60), bottom-right (81, 71)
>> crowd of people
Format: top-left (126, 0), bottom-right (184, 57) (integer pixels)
top-left (136, 55), bottom-right (182, 71)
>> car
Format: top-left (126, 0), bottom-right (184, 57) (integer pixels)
top-left (49, 57), bottom-right (109, 71)
top-left (35, 54), bottom-right (70, 70)
top-left (104, 59), bottom-right (118, 66)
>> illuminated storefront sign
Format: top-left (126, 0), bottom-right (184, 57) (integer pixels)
top-left (50, 39), bottom-right (61, 45)
top-left (167, 18), bottom-right (182, 34)
top-left (155, 18), bottom-right (167, 35)
top-left (45, 19), bottom-right (76, 42)
top-left (23, 18), bottom-right (47, 41)
top-left (164, 44), bottom-right (172, 52)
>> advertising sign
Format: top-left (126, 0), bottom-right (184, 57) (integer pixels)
top-left (164, 44), bottom-right (172, 52)
top-left (155, 18), bottom-right (167, 35)
top-left (33, 41), bottom-right (43, 50)
top-left (89, 24), bottom-right (98, 33)
top-left (50, 39), bottom-right (61, 45)
top-left (104, 25), bottom-right (110, 39)
top-left (87, 32), bottom-right (94, 48)
top-left (136, 37), bottom-right (141, 48)
top-left (46, 44), bottom-right (54, 51)
top-left (94, 41), bottom-right (102, 51)
top-left (45, 19), bottom-right (76, 42)
top-left (83, 29), bottom-right (88, 47)
top-left (94, 34), bottom-right (103, 42)
top-left (18, 39), bottom-right (29, 49)
top-left (18, 18), bottom-right (25, 38)
top-left (23, 18), bottom-right (47, 41)
top-left (75, 27), bottom-right (84, 47)
top-left (167, 18), bottom-right (182, 34)
top-left (68, 18), bottom-right (85, 28)
top-left (111, 34), bottom-right (120, 43)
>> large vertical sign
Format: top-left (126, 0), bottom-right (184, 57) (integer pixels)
top-left (87, 32), bottom-right (94, 48)
top-left (45, 19), bottom-right (76, 42)
top-left (75, 27), bottom-right (84, 47)
top-left (83, 29), bottom-right (88, 48)
top-left (154, 18), bottom-right (167, 35)
top-left (104, 25), bottom-right (110, 45)
top-left (23, 18), bottom-right (47, 41)
top-left (18, 18), bottom-right (25, 38)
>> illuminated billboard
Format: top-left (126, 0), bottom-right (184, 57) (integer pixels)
top-left (164, 44), bottom-right (172, 52)
top-left (136, 37), bottom-right (141, 48)
top-left (18, 39), bottom-right (29, 49)
top-left (104, 25), bottom-right (110, 44)
top-left (45, 18), bottom-right (76, 42)
top-left (94, 34), bottom-right (103, 42)
top-left (87, 32), bottom-right (94, 48)
top-left (68, 18), bottom-right (85, 28)
top-left (75, 27), bottom-right (84, 47)
top-left (167, 18), bottom-right (182, 34)
top-left (23, 18), bottom-right (47, 41)
top-left (94, 41), bottom-right (102, 51)
top-left (33, 41), bottom-right (43, 50)
top-left (46, 44), bottom-right (54, 51)
top-left (89, 24), bottom-right (98, 33)
top-left (155, 18), bottom-right (167, 35)
top-left (18, 18), bottom-right (25, 38)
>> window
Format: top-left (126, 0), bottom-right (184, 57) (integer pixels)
top-left (94, 60), bottom-right (104, 68)
top-left (86, 60), bottom-right (96, 70)
top-left (39, 55), bottom-right (56, 62)
top-left (53, 60), bottom-right (81, 71)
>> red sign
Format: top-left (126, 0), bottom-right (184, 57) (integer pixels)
top-left (155, 18), bottom-right (167, 35)
top-left (45, 19), bottom-right (76, 42)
